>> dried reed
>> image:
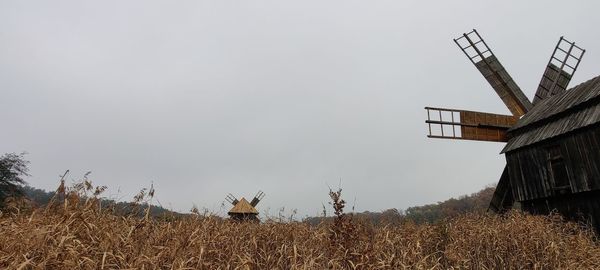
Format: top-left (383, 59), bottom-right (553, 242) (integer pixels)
top-left (0, 183), bottom-right (598, 269)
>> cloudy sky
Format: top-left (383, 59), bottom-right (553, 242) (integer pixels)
top-left (1, 1), bottom-right (599, 217)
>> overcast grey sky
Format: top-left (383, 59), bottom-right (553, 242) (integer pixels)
top-left (1, 1), bottom-right (599, 217)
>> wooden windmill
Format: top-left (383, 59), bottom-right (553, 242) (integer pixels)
top-left (225, 191), bottom-right (265, 221)
top-left (425, 29), bottom-right (585, 212)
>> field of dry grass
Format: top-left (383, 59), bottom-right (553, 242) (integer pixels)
top-left (1, 183), bottom-right (599, 269)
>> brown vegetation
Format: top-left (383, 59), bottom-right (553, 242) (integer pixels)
top-left (0, 182), bottom-right (599, 269)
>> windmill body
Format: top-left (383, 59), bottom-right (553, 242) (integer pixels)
top-left (500, 77), bottom-right (600, 232)
top-left (225, 191), bottom-right (265, 221)
top-left (426, 29), bottom-right (600, 232)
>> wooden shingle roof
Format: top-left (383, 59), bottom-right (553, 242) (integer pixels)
top-left (502, 75), bottom-right (600, 153)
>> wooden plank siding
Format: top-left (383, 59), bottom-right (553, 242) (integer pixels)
top-left (506, 147), bottom-right (552, 201)
top-left (521, 190), bottom-right (600, 232)
top-left (488, 166), bottom-right (514, 213)
top-left (561, 126), bottom-right (600, 192)
top-left (506, 124), bottom-right (600, 201)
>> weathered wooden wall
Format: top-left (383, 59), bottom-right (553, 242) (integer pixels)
top-left (561, 126), bottom-right (600, 192)
top-left (521, 190), bottom-right (600, 232)
top-left (506, 124), bottom-right (600, 202)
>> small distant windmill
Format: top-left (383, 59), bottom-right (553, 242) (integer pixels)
top-left (225, 191), bottom-right (265, 221)
top-left (425, 29), bottom-right (585, 212)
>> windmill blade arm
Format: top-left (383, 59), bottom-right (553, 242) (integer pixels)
top-left (533, 37), bottom-right (585, 104)
top-left (455, 29), bottom-right (532, 116)
top-left (425, 107), bottom-right (519, 142)
top-left (226, 194), bottom-right (239, 205)
top-left (250, 191), bottom-right (265, 207)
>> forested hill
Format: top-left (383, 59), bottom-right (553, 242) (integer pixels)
top-left (305, 186), bottom-right (496, 225)
top-left (402, 186), bottom-right (495, 223)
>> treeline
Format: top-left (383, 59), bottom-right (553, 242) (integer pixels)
top-left (22, 184), bottom-right (495, 224)
top-left (304, 186), bottom-right (495, 225)
top-left (403, 186), bottom-right (495, 223)
top-left (21, 186), bottom-right (183, 219)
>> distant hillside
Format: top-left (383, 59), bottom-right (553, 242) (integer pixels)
top-left (305, 186), bottom-right (495, 225)
top-left (22, 186), bottom-right (183, 219)
top-left (22, 184), bottom-right (495, 224)
top-left (402, 186), bottom-right (495, 223)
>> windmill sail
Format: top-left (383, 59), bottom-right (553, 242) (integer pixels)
top-left (225, 194), bottom-right (239, 205)
top-left (532, 37), bottom-right (585, 105)
top-left (250, 191), bottom-right (265, 207)
top-left (425, 107), bottom-right (519, 142)
top-left (455, 29), bottom-right (532, 117)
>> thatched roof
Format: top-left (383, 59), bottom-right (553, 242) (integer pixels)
top-left (228, 198), bottom-right (258, 215)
